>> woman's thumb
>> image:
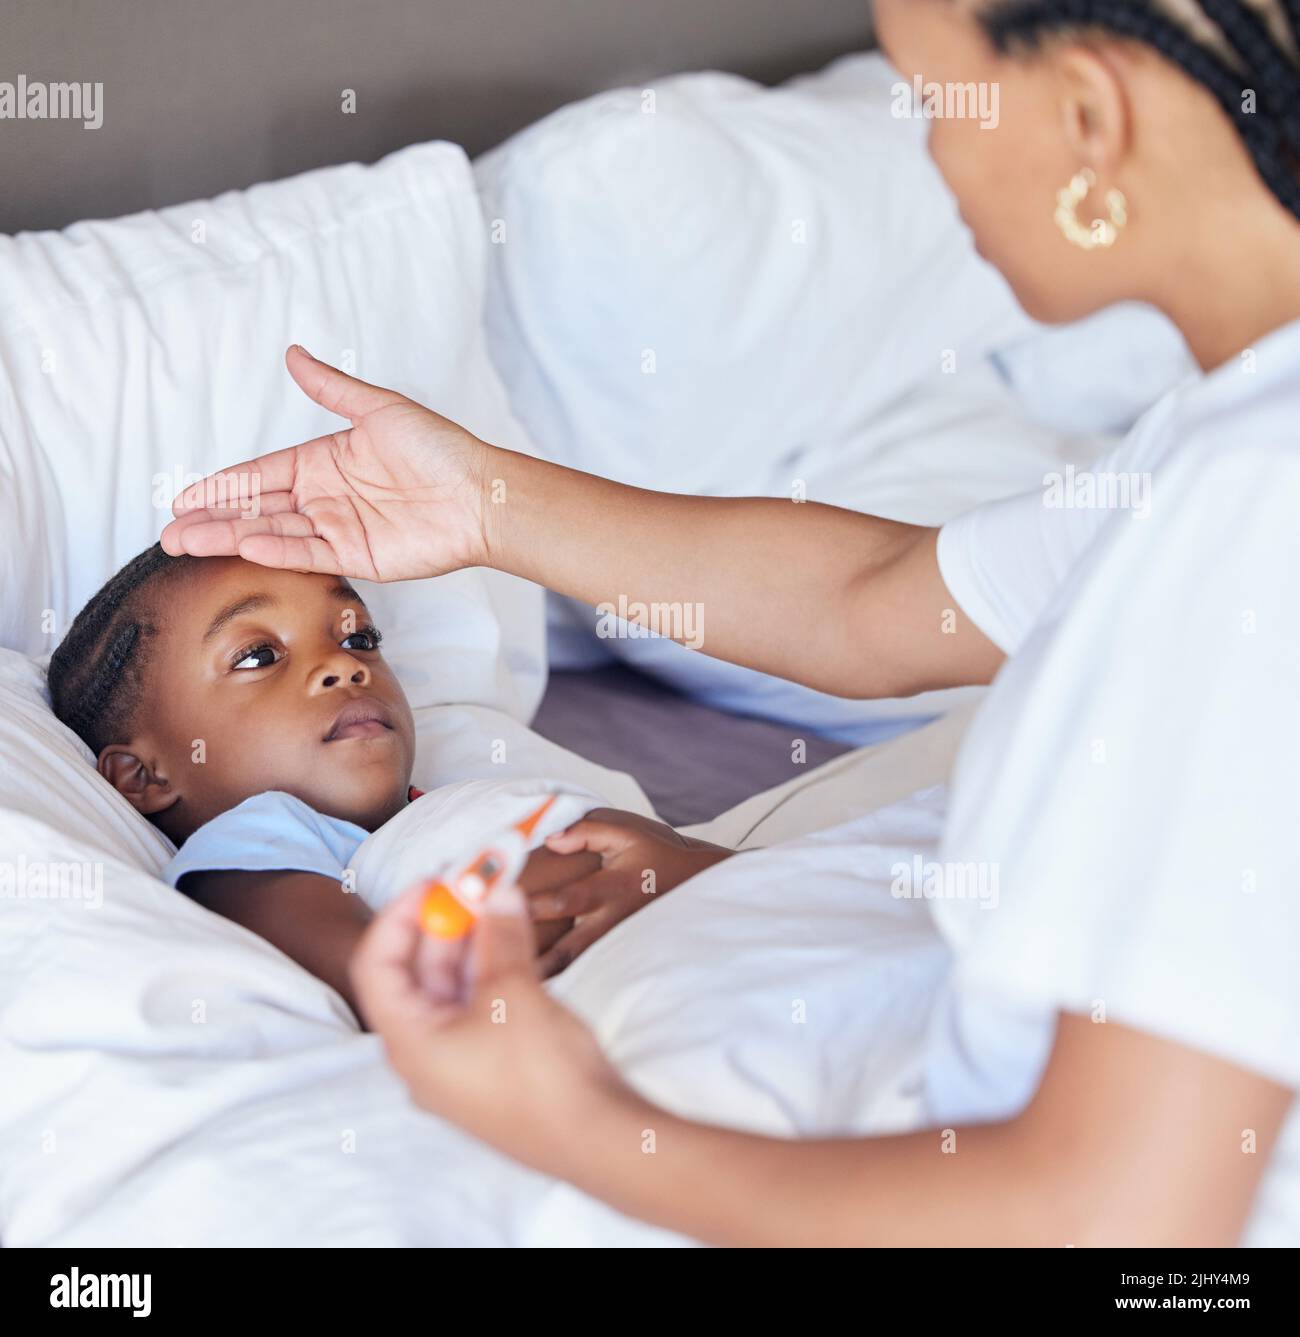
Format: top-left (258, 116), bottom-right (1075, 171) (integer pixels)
top-left (285, 343), bottom-right (405, 421)
top-left (469, 883), bottom-right (535, 987)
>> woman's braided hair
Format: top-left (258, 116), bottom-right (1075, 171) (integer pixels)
top-left (976, 0), bottom-right (1300, 220)
top-left (47, 543), bottom-right (197, 755)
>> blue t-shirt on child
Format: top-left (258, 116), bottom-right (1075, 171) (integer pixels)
top-left (162, 787), bottom-right (424, 890)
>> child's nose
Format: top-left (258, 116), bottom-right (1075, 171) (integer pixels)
top-left (316, 655), bottom-right (370, 690)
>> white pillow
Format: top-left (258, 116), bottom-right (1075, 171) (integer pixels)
top-left (474, 52), bottom-right (1033, 497)
top-left (0, 649), bottom-right (174, 875)
top-left (0, 140), bottom-right (544, 723)
top-left (0, 142), bottom-right (657, 875)
top-left (476, 53), bottom-right (1196, 740)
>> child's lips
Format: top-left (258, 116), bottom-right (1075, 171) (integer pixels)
top-left (323, 698), bottom-right (396, 742)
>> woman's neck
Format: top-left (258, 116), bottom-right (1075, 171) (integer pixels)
top-left (1155, 210), bottom-right (1300, 372)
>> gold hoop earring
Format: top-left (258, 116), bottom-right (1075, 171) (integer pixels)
top-left (1055, 168), bottom-right (1128, 251)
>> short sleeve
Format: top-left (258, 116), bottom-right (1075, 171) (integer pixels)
top-left (163, 791), bottom-right (368, 891)
top-left (936, 436), bottom-right (1300, 1094)
top-left (936, 491), bottom-right (1055, 655)
top-left (935, 414), bottom-right (1178, 655)
top-left (936, 480), bottom-right (1128, 656)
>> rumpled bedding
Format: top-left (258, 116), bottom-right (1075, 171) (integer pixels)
top-left (0, 783), bottom-right (951, 1246)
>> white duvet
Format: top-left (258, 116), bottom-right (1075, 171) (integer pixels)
top-left (0, 781), bottom-right (952, 1247)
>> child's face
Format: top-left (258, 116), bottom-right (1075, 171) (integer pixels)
top-left (100, 558), bottom-right (416, 842)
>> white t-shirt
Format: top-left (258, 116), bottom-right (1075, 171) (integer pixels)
top-left (928, 316), bottom-right (1300, 1246)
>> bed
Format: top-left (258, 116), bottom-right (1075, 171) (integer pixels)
top-left (0, 8), bottom-right (1198, 1246)
top-left (532, 666), bottom-right (854, 826)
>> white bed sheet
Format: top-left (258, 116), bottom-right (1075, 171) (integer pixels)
top-left (0, 724), bottom-right (962, 1246)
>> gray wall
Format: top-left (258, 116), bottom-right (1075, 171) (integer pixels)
top-left (3, 0), bottom-right (874, 235)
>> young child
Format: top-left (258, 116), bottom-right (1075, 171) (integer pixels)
top-left (47, 544), bottom-right (730, 1019)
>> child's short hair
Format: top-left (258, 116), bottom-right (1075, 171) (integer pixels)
top-left (48, 543), bottom-right (197, 754)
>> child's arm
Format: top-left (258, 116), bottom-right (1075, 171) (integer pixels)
top-left (182, 845), bottom-right (604, 1020)
top-left (181, 870), bottom-right (372, 1021)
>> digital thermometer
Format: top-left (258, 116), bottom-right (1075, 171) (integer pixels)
top-left (417, 795), bottom-right (557, 940)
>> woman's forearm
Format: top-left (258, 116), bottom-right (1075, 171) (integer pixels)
top-left (520, 1016), bottom-right (1282, 1248)
top-left (479, 448), bottom-right (993, 698)
top-left (553, 1083), bottom-right (1055, 1247)
top-left (162, 348), bottom-right (1001, 697)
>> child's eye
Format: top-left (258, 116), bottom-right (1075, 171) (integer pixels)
top-left (341, 625), bottom-right (383, 652)
top-left (231, 643), bottom-right (281, 671)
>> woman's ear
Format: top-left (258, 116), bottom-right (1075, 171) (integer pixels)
top-left (1055, 43), bottom-right (1132, 173)
top-left (97, 745), bottom-right (180, 816)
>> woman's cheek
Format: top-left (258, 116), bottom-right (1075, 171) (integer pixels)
top-left (931, 127), bottom-right (1013, 257)
top-left (926, 120), bottom-right (975, 212)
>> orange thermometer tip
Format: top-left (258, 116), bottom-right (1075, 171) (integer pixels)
top-left (418, 882), bottom-right (476, 940)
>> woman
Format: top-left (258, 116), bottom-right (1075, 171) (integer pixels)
top-left (163, 0), bottom-right (1300, 1245)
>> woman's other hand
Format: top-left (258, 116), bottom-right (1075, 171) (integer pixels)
top-left (161, 345), bottom-right (492, 581)
top-left (349, 880), bottom-right (626, 1171)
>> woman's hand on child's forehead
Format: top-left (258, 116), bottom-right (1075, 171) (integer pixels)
top-left (161, 345), bottom-right (492, 584)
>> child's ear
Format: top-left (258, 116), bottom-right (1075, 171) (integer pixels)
top-left (97, 745), bottom-right (180, 817)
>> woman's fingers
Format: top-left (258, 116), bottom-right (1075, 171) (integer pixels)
top-left (285, 344), bottom-right (407, 421)
top-left (170, 442), bottom-right (305, 516)
top-left (161, 492), bottom-right (299, 555)
top-left (354, 883), bottom-right (534, 1038)
top-left (236, 530), bottom-right (346, 574)
top-left (412, 931), bottom-right (469, 1008)
top-left (161, 510), bottom-right (344, 573)
top-left (350, 884), bottom-right (445, 1033)
top-left (163, 508), bottom-right (309, 553)
top-left (467, 884), bottom-right (536, 994)
top-left (167, 491), bottom-right (302, 528)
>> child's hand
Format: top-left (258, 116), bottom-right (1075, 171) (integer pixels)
top-left (528, 809), bottom-right (733, 977)
top-left (517, 844), bottom-right (601, 957)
